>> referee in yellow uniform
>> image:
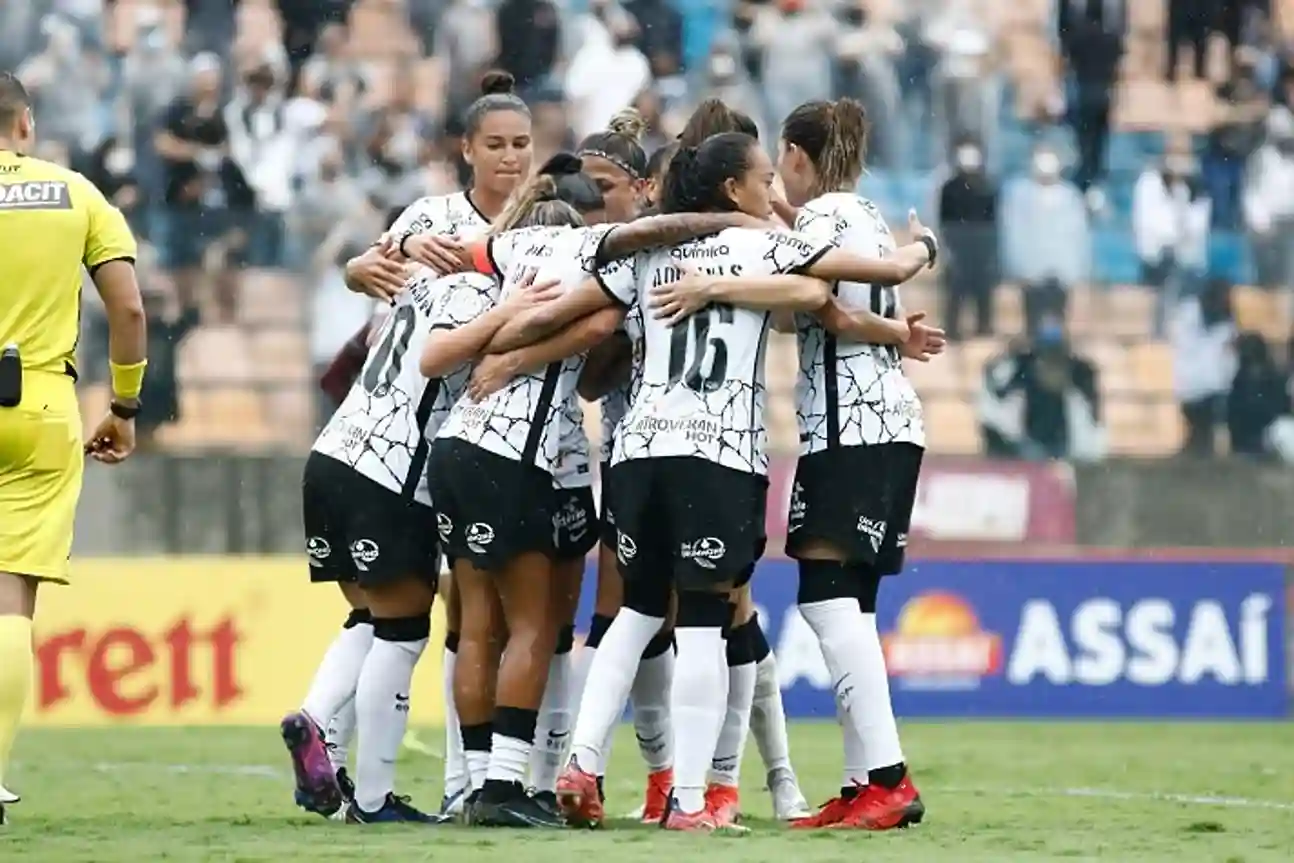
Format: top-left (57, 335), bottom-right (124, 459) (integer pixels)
top-left (0, 73), bottom-right (147, 826)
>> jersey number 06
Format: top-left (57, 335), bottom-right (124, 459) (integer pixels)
top-left (667, 304), bottom-right (733, 393)
top-left (362, 304), bottom-right (417, 394)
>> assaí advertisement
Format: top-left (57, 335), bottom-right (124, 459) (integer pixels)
top-left (27, 558), bottom-right (447, 726)
top-left (737, 559), bottom-right (1287, 719)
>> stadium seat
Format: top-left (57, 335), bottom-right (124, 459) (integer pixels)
top-left (921, 396), bottom-right (980, 455)
top-left (177, 327), bottom-right (255, 385)
top-left (240, 270), bottom-right (305, 327)
top-left (249, 330), bottom-right (310, 383)
top-left (1128, 341), bottom-right (1173, 392)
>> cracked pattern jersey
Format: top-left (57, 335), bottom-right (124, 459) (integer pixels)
top-left (792, 193), bottom-right (925, 452)
top-left (434, 224), bottom-right (633, 481)
top-left (311, 271), bottom-right (500, 505)
top-left (388, 190), bottom-right (491, 256)
top-left (599, 227), bottom-right (833, 475)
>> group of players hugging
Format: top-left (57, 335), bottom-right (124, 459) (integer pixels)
top-left (280, 70), bottom-right (944, 833)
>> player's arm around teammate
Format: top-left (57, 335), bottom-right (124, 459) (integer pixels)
top-left (0, 73), bottom-right (144, 822)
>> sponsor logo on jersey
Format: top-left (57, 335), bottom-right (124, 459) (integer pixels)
top-left (787, 482), bottom-right (806, 531)
top-left (857, 516), bottom-right (887, 553)
top-left (305, 537), bottom-right (331, 567)
top-left (436, 512), bottom-right (453, 542)
top-left (882, 592), bottom-right (1003, 690)
top-left (616, 530), bottom-right (637, 565)
top-left (0, 180), bottom-right (71, 210)
top-left (465, 523), bottom-right (495, 554)
top-left (680, 537), bottom-right (726, 569)
top-left (349, 539), bottom-right (381, 571)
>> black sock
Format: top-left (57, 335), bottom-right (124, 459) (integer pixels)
top-left (841, 784), bottom-right (862, 800)
top-left (868, 762), bottom-right (907, 790)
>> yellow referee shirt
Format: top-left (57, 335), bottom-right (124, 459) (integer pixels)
top-left (0, 150), bottom-right (136, 377)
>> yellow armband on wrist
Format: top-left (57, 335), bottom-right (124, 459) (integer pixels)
top-left (109, 360), bottom-right (148, 400)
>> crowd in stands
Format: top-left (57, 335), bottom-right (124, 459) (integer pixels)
top-left (4, 0), bottom-right (1293, 460)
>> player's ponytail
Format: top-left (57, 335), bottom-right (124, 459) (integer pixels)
top-left (491, 153), bottom-right (605, 232)
top-left (577, 107), bottom-right (649, 179)
top-left (679, 98), bottom-right (759, 148)
top-left (781, 98), bottom-right (869, 196)
top-left (660, 132), bottom-right (756, 215)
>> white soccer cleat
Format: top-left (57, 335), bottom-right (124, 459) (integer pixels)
top-left (768, 767), bottom-right (811, 820)
top-left (0, 785), bottom-right (18, 805)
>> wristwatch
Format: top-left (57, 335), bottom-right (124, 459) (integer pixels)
top-left (110, 400), bottom-right (141, 420)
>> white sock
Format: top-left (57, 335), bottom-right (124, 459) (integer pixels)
top-left (578, 645), bottom-right (617, 777)
top-left (710, 659), bottom-right (755, 787)
top-left (466, 749), bottom-right (490, 790)
top-left (354, 633), bottom-right (427, 812)
top-left (799, 600), bottom-right (904, 774)
top-left (529, 650), bottom-right (574, 792)
top-left (670, 626), bottom-right (726, 813)
top-left (630, 648), bottom-right (673, 772)
top-left (486, 733), bottom-right (532, 785)
top-left (442, 645), bottom-right (469, 798)
top-left (325, 697), bottom-right (356, 771)
top-left (838, 700), bottom-right (868, 788)
top-left (750, 651), bottom-right (793, 775)
top-left (570, 609), bottom-right (665, 773)
top-left (301, 618), bottom-right (373, 729)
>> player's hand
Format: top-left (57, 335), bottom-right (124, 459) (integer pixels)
top-left (900, 311), bottom-right (946, 362)
top-left (649, 266), bottom-right (714, 326)
top-left (466, 353), bottom-right (520, 401)
top-left (907, 209), bottom-right (939, 269)
top-left (345, 236), bottom-right (407, 303)
top-left (501, 275), bottom-right (564, 312)
top-left (402, 233), bottom-right (466, 274)
top-left (84, 413), bottom-right (136, 464)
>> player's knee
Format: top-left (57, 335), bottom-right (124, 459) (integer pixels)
top-left (849, 563), bottom-right (883, 614)
top-left (796, 559), bottom-right (856, 606)
top-left (675, 590), bottom-right (731, 629)
top-left (371, 613), bottom-right (431, 643)
top-left (623, 577), bottom-right (670, 619)
top-left (0, 572), bottom-right (37, 618)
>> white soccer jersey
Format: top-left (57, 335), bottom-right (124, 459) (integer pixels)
top-left (793, 193), bottom-right (925, 452)
top-left (435, 224), bottom-right (633, 476)
top-left (388, 191), bottom-right (491, 269)
top-left (602, 227), bottom-right (833, 475)
top-left (597, 304), bottom-right (644, 464)
top-left (312, 271), bottom-right (498, 504)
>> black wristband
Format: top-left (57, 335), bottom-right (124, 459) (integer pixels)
top-left (917, 234), bottom-right (937, 268)
top-left (397, 231), bottom-right (413, 258)
top-left (110, 400), bottom-right (141, 420)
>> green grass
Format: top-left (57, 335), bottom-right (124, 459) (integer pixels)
top-left (3, 722), bottom-right (1293, 862)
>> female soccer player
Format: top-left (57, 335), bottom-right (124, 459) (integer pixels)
top-left (777, 98), bottom-right (942, 831)
top-left (509, 132), bottom-right (935, 831)
top-left (421, 156), bottom-right (758, 828)
top-left (307, 70), bottom-right (535, 818)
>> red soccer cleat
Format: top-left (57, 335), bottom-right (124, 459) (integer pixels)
top-left (641, 768), bottom-right (673, 824)
top-left (834, 776), bottom-right (925, 830)
top-left (790, 788), bottom-right (860, 829)
top-left (556, 760), bottom-right (605, 828)
top-left (704, 783), bottom-right (740, 827)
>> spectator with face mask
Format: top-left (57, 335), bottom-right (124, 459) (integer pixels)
top-left (978, 312), bottom-right (1105, 462)
top-left (1243, 107), bottom-right (1294, 290)
top-left (1001, 146), bottom-right (1090, 322)
top-left (937, 138), bottom-right (999, 340)
top-left (1132, 142), bottom-right (1212, 336)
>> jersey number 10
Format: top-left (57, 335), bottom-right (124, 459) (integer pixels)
top-left (667, 304), bottom-right (733, 393)
top-left (362, 304), bottom-right (416, 395)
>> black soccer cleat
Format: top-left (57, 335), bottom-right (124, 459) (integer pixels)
top-left (345, 793), bottom-right (448, 824)
top-left (468, 780), bottom-right (565, 828)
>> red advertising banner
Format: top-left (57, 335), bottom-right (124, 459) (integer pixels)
top-left (765, 456), bottom-right (1077, 545)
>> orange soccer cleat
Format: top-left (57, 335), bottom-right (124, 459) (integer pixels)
top-left (555, 759), bottom-right (605, 828)
top-left (790, 786), bottom-right (861, 829)
top-left (834, 776), bottom-right (925, 831)
top-left (704, 783), bottom-right (741, 827)
top-left (641, 768), bottom-right (673, 824)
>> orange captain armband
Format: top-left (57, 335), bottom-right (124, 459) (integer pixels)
top-left (469, 241), bottom-right (496, 276)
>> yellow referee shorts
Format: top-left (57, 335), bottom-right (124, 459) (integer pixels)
top-left (0, 371), bottom-right (83, 584)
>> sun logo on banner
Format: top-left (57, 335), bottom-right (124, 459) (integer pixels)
top-left (882, 592), bottom-right (1003, 691)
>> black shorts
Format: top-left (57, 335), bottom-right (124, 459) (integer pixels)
top-left (607, 456), bottom-right (767, 591)
top-left (428, 438), bottom-right (557, 569)
top-left (784, 442), bottom-right (923, 575)
top-left (552, 485), bottom-right (597, 561)
top-left (302, 452), bottom-right (441, 588)
top-left (598, 460), bottom-right (616, 548)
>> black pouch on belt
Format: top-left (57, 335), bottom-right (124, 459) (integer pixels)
top-left (0, 344), bottom-right (23, 407)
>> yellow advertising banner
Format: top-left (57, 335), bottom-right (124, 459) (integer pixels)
top-left (26, 557), bottom-right (447, 726)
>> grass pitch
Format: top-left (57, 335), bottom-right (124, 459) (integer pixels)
top-left (3, 722), bottom-right (1292, 862)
